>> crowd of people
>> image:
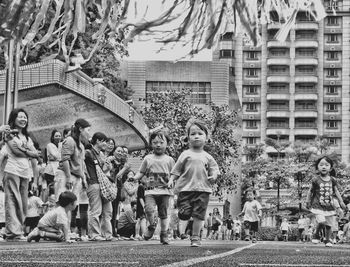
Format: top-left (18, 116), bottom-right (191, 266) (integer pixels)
top-left (0, 108), bottom-right (349, 249)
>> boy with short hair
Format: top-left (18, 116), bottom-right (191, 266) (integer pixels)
top-left (239, 189), bottom-right (262, 243)
top-left (27, 191), bottom-right (77, 243)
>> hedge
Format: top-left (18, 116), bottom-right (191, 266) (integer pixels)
top-left (256, 227), bottom-right (300, 241)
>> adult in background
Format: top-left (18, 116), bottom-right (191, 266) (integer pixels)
top-left (110, 146), bottom-right (130, 237)
top-left (42, 129), bottom-right (62, 202)
top-left (3, 108), bottom-right (39, 241)
top-left (211, 208), bottom-right (223, 240)
top-left (85, 132), bottom-right (114, 241)
top-left (54, 119), bottom-right (90, 236)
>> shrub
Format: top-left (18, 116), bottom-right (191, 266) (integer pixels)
top-left (257, 226), bottom-right (300, 241)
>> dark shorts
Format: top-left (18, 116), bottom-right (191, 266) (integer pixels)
top-left (244, 221), bottom-right (259, 232)
top-left (25, 216), bottom-right (41, 229)
top-left (145, 195), bottom-right (170, 219)
top-left (282, 230), bottom-right (288, 235)
top-left (177, 191), bottom-right (210, 221)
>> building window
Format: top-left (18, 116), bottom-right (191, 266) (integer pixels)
top-left (246, 68), bottom-right (258, 77)
top-left (326, 16), bottom-right (340, 25)
top-left (326, 34), bottom-right (339, 43)
top-left (326, 69), bottom-right (339, 77)
top-left (295, 119), bottom-right (316, 128)
top-left (328, 138), bottom-right (337, 146)
top-left (220, 32), bottom-right (233, 40)
top-left (296, 66), bottom-right (315, 75)
top-left (295, 30), bottom-right (316, 39)
top-left (246, 121), bottom-right (258, 129)
top-left (220, 49), bottom-right (234, 58)
top-left (295, 101), bottom-right (315, 110)
top-left (295, 136), bottom-right (315, 144)
top-left (245, 85), bottom-right (259, 95)
top-left (326, 103), bottom-right (338, 111)
top-left (145, 81), bottom-right (211, 104)
top-left (326, 121), bottom-right (338, 128)
top-left (269, 48), bottom-right (288, 57)
top-left (296, 48), bottom-right (315, 57)
top-left (326, 51), bottom-right (339, 60)
top-left (325, 86), bottom-right (339, 95)
top-left (268, 101), bottom-right (288, 110)
top-left (247, 137), bottom-right (257, 145)
top-left (269, 66), bottom-right (288, 75)
top-left (229, 67), bottom-right (235, 76)
top-left (325, 0), bottom-right (339, 10)
top-left (296, 84), bottom-right (315, 92)
top-left (246, 103), bottom-right (258, 111)
top-left (269, 83), bottom-right (288, 92)
top-left (268, 119), bottom-right (288, 128)
top-left (246, 51), bottom-right (259, 60)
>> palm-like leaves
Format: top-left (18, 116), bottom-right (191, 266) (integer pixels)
top-left (0, 0), bottom-right (326, 64)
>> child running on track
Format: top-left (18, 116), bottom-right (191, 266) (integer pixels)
top-left (239, 189), bottom-right (262, 243)
top-left (133, 130), bottom-right (175, 245)
top-left (168, 119), bottom-right (220, 247)
top-left (306, 155), bottom-right (346, 247)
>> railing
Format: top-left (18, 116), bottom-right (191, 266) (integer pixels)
top-left (0, 60), bottom-right (149, 144)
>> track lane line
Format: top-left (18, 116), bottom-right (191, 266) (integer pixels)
top-left (160, 243), bottom-right (256, 267)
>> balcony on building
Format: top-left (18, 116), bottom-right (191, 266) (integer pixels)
top-left (324, 0), bottom-right (346, 13)
top-left (294, 109), bottom-right (317, 118)
top-left (294, 57), bottom-right (318, 65)
top-left (295, 40), bottom-right (318, 48)
top-left (295, 11), bottom-right (318, 30)
top-left (266, 101), bottom-right (290, 118)
top-left (295, 66), bottom-right (318, 83)
top-left (323, 96), bottom-right (342, 103)
top-left (266, 119), bottom-right (289, 135)
top-left (295, 84), bottom-right (318, 101)
top-left (294, 128), bottom-right (318, 135)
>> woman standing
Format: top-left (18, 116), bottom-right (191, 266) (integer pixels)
top-left (85, 132), bottom-right (114, 241)
top-left (54, 118), bottom-right (90, 237)
top-left (211, 208), bottom-right (223, 240)
top-left (3, 108), bottom-right (39, 240)
top-left (42, 130), bottom-right (61, 202)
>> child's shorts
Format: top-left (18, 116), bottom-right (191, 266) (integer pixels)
top-left (25, 216), bottom-right (40, 229)
top-left (315, 214), bottom-right (336, 227)
top-left (145, 194), bottom-right (170, 219)
top-left (281, 230), bottom-right (288, 235)
top-left (177, 191), bottom-right (210, 221)
top-left (244, 220), bottom-right (259, 232)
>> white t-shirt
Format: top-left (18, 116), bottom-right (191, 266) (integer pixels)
top-left (242, 200), bottom-right (262, 222)
top-left (0, 190), bottom-right (5, 223)
top-left (39, 206), bottom-right (68, 229)
top-left (4, 135), bottom-right (34, 179)
top-left (27, 196), bottom-right (44, 218)
top-left (281, 221), bottom-right (290, 231)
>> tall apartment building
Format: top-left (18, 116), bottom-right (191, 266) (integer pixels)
top-left (214, 0), bottom-right (350, 162)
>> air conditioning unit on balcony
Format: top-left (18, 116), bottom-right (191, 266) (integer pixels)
top-left (330, 98), bottom-right (335, 102)
top-left (330, 64), bottom-right (335, 68)
top-left (331, 29), bottom-right (335, 33)
top-left (250, 98), bottom-right (254, 102)
top-left (330, 133), bottom-right (334, 137)
top-left (250, 81), bottom-right (255, 85)
top-left (250, 64), bottom-right (255, 67)
top-left (331, 47), bottom-right (335, 50)
top-left (249, 115), bottom-right (254, 119)
top-left (330, 116), bottom-right (335, 120)
top-left (330, 81), bottom-right (335, 85)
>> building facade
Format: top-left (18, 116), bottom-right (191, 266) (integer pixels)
top-left (214, 0), bottom-right (350, 162)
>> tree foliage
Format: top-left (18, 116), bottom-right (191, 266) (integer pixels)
top-left (0, 0), bottom-right (327, 64)
top-left (139, 89), bottom-right (241, 197)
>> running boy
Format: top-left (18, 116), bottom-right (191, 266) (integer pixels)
top-left (27, 191), bottom-right (77, 243)
top-left (168, 119), bottom-right (220, 247)
top-left (133, 130), bottom-right (175, 245)
top-left (239, 189), bottom-right (262, 243)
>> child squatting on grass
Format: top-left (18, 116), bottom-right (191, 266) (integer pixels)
top-left (27, 191), bottom-right (77, 243)
top-left (167, 119), bottom-right (220, 247)
top-left (306, 155), bottom-right (346, 247)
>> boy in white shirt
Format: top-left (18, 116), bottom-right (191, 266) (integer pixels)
top-left (239, 189), bottom-right (262, 243)
top-left (27, 191), bottom-right (77, 243)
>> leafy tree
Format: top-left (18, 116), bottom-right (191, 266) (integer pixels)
top-left (139, 88), bottom-right (241, 197)
top-left (0, 0), bottom-right (327, 64)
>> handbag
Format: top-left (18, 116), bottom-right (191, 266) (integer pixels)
top-left (95, 162), bottom-right (118, 202)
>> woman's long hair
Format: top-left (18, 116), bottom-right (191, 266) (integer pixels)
top-left (50, 129), bottom-right (61, 147)
top-left (8, 108), bottom-right (29, 140)
top-left (71, 118), bottom-right (90, 151)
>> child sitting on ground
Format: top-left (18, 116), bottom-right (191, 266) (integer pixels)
top-left (27, 191), bottom-right (77, 243)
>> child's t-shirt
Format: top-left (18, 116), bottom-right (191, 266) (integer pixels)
top-left (242, 200), bottom-right (262, 222)
top-left (38, 206), bottom-right (68, 229)
top-left (171, 149), bottom-right (220, 194)
top-left (138, 154), bottom-right (175, 195)
top-left (280, 222), bottom-right (290, 231)
top-left (27, 196), bottom-right (44, 218)
top-left (309, 176), bottom-right (338, 212)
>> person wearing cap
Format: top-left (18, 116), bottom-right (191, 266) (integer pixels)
top-left (54, 118), bottom-right (91, 235)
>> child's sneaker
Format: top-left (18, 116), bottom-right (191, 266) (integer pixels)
top-left (80, 235), bottom-right (89, 242)
top-left (244, 236), bottom-right (250, 241)
top-left (252, 238), bottom-right (257, 243)
top-left (27, 228), bottom-right (41, 243)
top-left (312, 239), bottom-right (320, 244)
top-left (325, 242), bottom-right (333, 247)
top-left (160, 231), bottom-right (170, 245)
top-left (190, 236), bottom-right (201, 247)
top-left (143, 225), bottom-right (156, 241)
top-left (180, 233), bottom-right (189, 240)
